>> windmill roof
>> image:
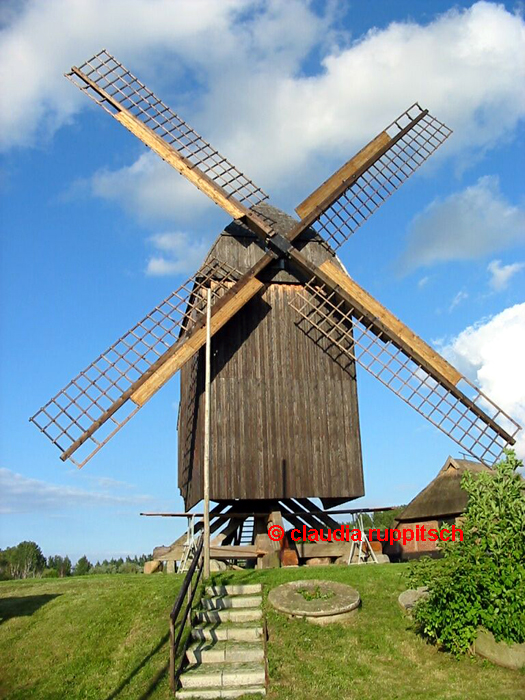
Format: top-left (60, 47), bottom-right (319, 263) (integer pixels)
top-left (396, 456), bottom-right (492, 522)
top-left (204, 202), bottom-right (341, 282)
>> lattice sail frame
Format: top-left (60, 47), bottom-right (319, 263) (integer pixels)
top-left (290, 279), bottom-right (521, 465)
top-left (30, 260), bottom-right (241, 468)
top-left (30, 50), bottom-right (521, 470)
top-left (312, 104), bottom-right (452, 250)
top-left (66, 50), bottom-right (269, 209)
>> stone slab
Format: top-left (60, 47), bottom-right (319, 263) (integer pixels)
top-left (206, 585), bottom-right (262, 596)
top-left (192, 623), bottom-right (264, 643)
top-left (398, 587), bottom-right (429, 613)
top-left (202, 595), bottom-right (262, 610)
top-left (143, 560), bottom-right (163, 574)
top-left (197, 608), bottom-right (262, 624)
top-left (474, 628), bottom-right (525, 670)
top-left (176, 686), bottom-right (266, 699)
top-left (187, 641), bottom-right (264, 665)
top-left (180, 662), bottom-right (265, 689)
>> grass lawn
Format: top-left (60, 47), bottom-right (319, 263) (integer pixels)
top-left (1, 565), bottom-right (524, 699)
top-left (0, 574), bottom-right (183, 699)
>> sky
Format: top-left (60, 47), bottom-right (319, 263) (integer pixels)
top-left (0, 0), bottom-right (524, 564)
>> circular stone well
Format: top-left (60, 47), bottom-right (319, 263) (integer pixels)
top-left (268, 579), bottom-right (360, 625)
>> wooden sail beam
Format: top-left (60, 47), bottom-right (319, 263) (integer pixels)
top-left (131, 275), bottom-right (264, 406)
top-left (70, 66), bottom-right (274, 239)
top-left (295, 131), bottom-right (391, 219)
top-left (318, 260), bottom-right (461, 386)
top-left (287, 251), bottom-right (516, 445)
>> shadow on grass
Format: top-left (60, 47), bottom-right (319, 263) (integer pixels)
top-left (0, 594), bottom-right (61, 624)
top-left (105, 631), bottom-right (169, 700)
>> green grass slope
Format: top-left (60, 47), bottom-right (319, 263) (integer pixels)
top-left (1, 565), bottom-right (523, 699)
top-left (0, 574), bottom-right (182, 699)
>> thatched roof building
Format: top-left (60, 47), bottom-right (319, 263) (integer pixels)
top-left (386, 456), bottom-right (492, 560)
top-left (397, 456), bottom-right (491, 524)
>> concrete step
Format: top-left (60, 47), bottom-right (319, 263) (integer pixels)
top-left (179, 661), bottom-right (266, 690)
top-left (205, 584), bottom-right (262, 597)
top-left (187, 640), bottom-right (264, 665)
top-left (202, 595), bottom-right (262, 610)
top-left (176, 685), bottom-right (265, 698)
top-left (196, 608), bottom-right (262, 624)
top-left (191, 622), bottom-right (264, 643)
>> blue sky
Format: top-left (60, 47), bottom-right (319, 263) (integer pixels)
top-left (1, 0), bottom-right (524, 564)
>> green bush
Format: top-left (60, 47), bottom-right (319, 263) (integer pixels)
top-left (42, 568), bottom-right (59, 578)
top-left (407, 449), bottom-right (525, 655)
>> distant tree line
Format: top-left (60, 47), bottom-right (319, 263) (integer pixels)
top-left (0, 541), bottom-right (151, 580)
top-left (346, 506), bottom-right (406, 530)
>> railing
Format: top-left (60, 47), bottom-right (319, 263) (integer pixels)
top-left (169, 536), bottom-right (204, 693)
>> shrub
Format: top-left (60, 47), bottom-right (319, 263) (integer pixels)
top-left (42, 568), bottom-right (59, 578)
top-left (407, 449), bottom-right (525, 655)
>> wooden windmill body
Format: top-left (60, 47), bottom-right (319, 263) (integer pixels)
top-left (31, 50), bottom-right (521, 557)
top-left (178, 203), bottom-right (363, 511)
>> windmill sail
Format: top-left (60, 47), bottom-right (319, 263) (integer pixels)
top-left (66, 50), bottom-right (269, 214)
top-left (30, 260), bottom-right (242, 467)
top-left (295, 104), bottom-right (452, 250)
top-left (290, 277), bottom-right (520, 465)
top-left (31, 51), bottom-right (521, 470)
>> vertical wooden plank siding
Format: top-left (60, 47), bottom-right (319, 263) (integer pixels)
top-left (178, 204), bottom-right (364, 509)
top-left (178, 283), bottom-right (364, 508)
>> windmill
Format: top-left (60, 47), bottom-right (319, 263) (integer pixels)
top-left (31, 50), bottom-right (521, 553)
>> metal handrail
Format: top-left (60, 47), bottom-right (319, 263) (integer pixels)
top-left (169, 536), bottom-right (204, 693)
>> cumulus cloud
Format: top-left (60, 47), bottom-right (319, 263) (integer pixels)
top-left (90, 153), bottom-right (212, 224)
top-left (487, 259), bottom-right (525, 292)
top-left (0, 468), bottom-right (153, 514)
top-left (399, 176), bottom-right (525, 272)
top-left (0, 0), bottom-right (248, 150)
top-left (438, 303), bottom-right (525, 458)
top-left (1, 1), bottom-right (524, 223)
top-left (146, 231), bottom-right (209, 276)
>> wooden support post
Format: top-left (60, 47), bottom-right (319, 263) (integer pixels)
top-left (203, 287), bottom-right (212, 580)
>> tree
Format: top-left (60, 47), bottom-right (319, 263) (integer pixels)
top-left (7, 541), bottom-right (45, 579)
top-left (346, 506), bottom-right (406, 531)
top-left (47, 555), bottom-right (71, 577)
top-left (61, 556), bottom-right (72, 577)
top-left (407, 449), bottom-right (525, 654)
top-left (0, 549), bottom-right (12, 580)
top-left (74, 555), bottom-right (92, 576)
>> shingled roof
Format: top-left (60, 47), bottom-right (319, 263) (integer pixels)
top-left (396, 456), bottom-right (492, 523)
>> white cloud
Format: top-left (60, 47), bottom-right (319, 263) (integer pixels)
top-left (1, 1), bottom-right (524, 223)
top-left (449, 289), bottom-right (469, 312)
top-left (0, 468), bottom-right (153, 514)
top-left (417, 276), bottom-right (430, 289)
top-left (0, 0), bottom-right (249, 150)
top-left (146, 231), bottom-right (209, 276)
top-left (438, 303), bottom-right (525, 458)
top-left (487, 259), bottom-right (525, 291)
top-left (399, 176), bottom-right (525, 272)
top-left (90, 153), bottom-right (216, 224)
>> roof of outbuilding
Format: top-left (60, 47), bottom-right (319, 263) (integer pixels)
top-left (396, 456), bottom-right (492, 522)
